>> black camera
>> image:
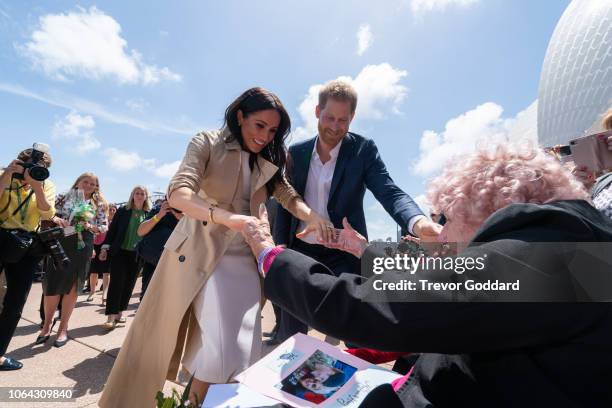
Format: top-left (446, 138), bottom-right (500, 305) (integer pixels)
top-left (13, 143), bottom-right (50, 182)
top-left (38, 227), bottom-right (71, 271)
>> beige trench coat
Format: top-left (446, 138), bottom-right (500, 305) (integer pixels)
top-left (99, 128), bottom-right (299, 408)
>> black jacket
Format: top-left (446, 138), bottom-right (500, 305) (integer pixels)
top-left (264, 200), bottom-right (612, 407)
top-left (103, 206), bottom-right (149, 256)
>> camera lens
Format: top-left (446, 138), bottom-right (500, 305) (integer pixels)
top-left (29, 165), bottom-right (49, 181)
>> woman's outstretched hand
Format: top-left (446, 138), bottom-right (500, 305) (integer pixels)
top-left (296, 211), bottom-right (334, 243)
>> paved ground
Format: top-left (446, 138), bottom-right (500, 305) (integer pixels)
top-left (1, 278), bottom-right (355, 407)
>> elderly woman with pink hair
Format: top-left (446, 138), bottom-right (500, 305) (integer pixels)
top-left (242, 144), bottom-right (612, 408)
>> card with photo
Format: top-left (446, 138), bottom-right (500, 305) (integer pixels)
top-left (235, 334), bottom-right (401, 407)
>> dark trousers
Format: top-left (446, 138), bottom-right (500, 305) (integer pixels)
top-left (0, 255), bottom-right (41, 356)
top-left (105, 249), bottom-right (139, 315)
top-left (139, 262), bottom-right (156, 301)
top-left (277, 239), bottom-right (359, 342)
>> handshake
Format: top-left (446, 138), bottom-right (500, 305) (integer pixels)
top-left (241, 204), bottom-right (432, 260)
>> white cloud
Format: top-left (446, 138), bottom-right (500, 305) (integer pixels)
top-left (52, 111), bottom-right (101, 154)
top-left (0, 8), bottom-right (10, 20)
top-left (412, 100), bottom-right (538, 177)
top-left (413, 194), bottom-right (431, 217)
top-left (356, 24), bottom-right (373, 56)
top-left (366, 217), bottom-right (398, 241)
top-left (366, 201), bottom-right (400, 240)
top-left (506, 100), bottom-right (538, 143)
top-left (410, 0), bottom-right (479, 15)
top-left (20, 7), bottom-right (181, 85)
top-left (103, 147), bottom-right (179, 179)
top-left (0, 82), bottom-right (195, 135)
top-left (291, 63), bottom-right (408, 143)
top-left (125, 98), bottom-right (148, 112)
top-left (153, 160), bottom-right (181, 178)
top-left (103, 147), bottom-right (142, 171)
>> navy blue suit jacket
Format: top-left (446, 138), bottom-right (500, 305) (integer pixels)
top-left (274, 133), bottom-right (423, 247)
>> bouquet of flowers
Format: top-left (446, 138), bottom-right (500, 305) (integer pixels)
top-left (68, 190), bottom-right (95, 250)
top-left (155, 375), bottom-right (197, 408)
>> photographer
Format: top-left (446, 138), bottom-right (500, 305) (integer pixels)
top-left (136, 199), bottom-right (182, 300)
top-left (0, 146), bottom-right (55, 371)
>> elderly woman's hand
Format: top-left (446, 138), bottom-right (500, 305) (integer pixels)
top-left (572, 165), bottom-right (596, 189)
top-left (242, 204), bottom-right (276, 259)
top-left (322, 217), bottom-right (368, 258)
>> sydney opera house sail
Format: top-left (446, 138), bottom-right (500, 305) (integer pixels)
top-left (538, 0), bottom-right (612, 147)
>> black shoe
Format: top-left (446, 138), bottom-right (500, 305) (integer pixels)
top-left (263, 325), bottom-right (278, 338)
top-left (0, 357), bottom-right (23, 371)
top-left (264, 337), bottom-right (281, 347)
top-left (53, 337), bottom-right (68, 348)
top-left (35, 334), bottom-right (51, 345)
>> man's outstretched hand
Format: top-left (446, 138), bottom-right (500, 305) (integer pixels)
top-left (412, 218), bottom-right (443, 242)
top-left (242, 203), bottom-right (276, 259)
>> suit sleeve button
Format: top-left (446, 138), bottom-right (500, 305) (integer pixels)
top-left (179, 255), bottom-right (186, 262)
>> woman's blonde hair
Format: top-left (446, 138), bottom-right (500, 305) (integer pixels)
top-left (603, 107), bottom-right (612, 131)
top-left (126, 185), bottom-right (151, 211)
top-left (70, 172), bottom-right (107, 212)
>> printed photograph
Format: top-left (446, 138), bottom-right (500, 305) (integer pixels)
top-left (277, 350), bottom-right (357, 404)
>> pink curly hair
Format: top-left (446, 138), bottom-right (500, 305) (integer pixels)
top-left (427, 144), bottom-right (589, 227)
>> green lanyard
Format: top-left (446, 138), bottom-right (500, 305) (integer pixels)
top-left (11, 182), bottom-right (34, 226)
top-left (0, 183), bottom-right (33, 227)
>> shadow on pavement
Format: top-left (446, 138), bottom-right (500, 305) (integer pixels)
top-left (62, 348), bottom-right (118, 398)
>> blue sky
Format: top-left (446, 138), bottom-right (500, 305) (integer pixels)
top-left (0, 0), bottom-right (571, 239)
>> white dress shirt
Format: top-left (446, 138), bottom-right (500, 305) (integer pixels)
top-left (297, 137), bottom-right (343, 244)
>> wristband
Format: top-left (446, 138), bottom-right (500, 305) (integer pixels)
top-left (259, 246), bottom-right (285, 276)
top-left (257, 246), bottom-right (276, 276)
top-left (152, 214), bottom-right (160, 222)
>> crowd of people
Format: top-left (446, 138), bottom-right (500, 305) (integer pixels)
top-left (0, 169), bottom-right (180, 368)
top-left (1, 80), bottom-right (612, 407)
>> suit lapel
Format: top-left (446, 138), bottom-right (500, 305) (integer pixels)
top-left (294, 138), bottom-right (316, 196)
top-left (328, 133), bottom-right (353, 204)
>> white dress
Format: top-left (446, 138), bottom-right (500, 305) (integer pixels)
top-left (182, 151), bottom-right (262, 382)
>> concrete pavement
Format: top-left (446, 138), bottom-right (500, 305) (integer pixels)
top-left (1, 277), bottom-right (358, 407)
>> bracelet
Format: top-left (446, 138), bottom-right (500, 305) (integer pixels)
top-left (152, 214), bottom-right (160, 222)
top-left (208, 205), bottom-right (217, 224)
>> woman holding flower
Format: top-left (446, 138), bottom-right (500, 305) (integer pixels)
top-left (99, 186), bottom-right (150, 328)
top-left (37, 172), bottom-right (108, 348)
